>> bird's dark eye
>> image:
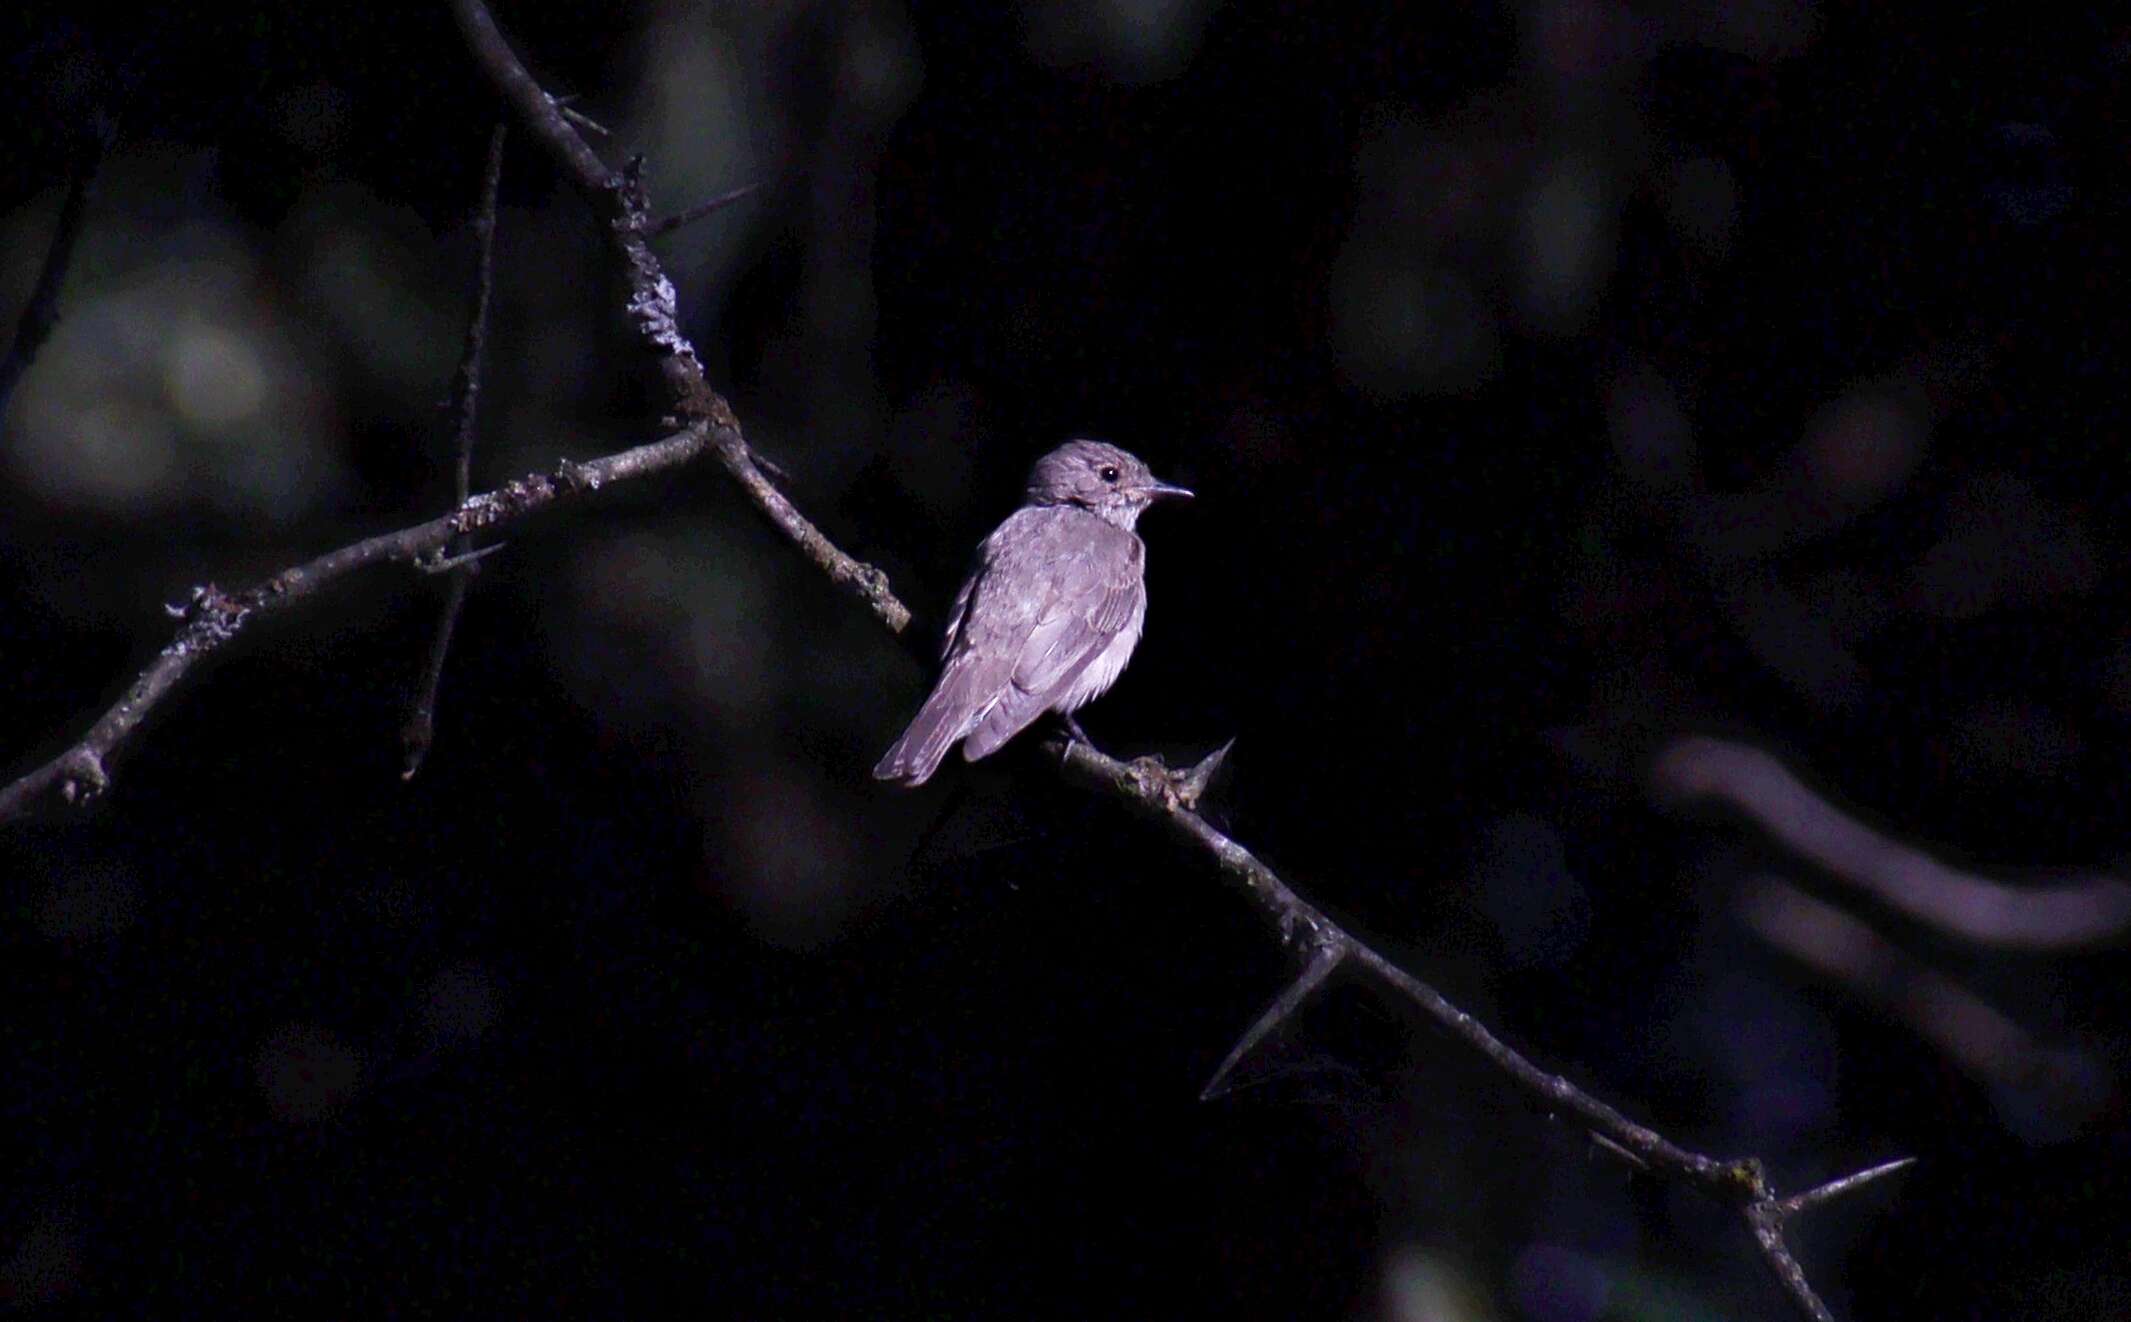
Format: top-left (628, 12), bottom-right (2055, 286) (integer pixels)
top-left (1099, 466), bottom-right (1120, 483)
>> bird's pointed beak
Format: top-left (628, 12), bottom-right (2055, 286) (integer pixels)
top-left (1145, 479), bottom-right (1194, 502)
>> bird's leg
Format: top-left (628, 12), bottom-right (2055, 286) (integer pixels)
top-left (1059, 712), bottom-right (1092, 747)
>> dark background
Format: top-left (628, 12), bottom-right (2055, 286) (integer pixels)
top-left (4, 1), bottom-right (2128, 1316)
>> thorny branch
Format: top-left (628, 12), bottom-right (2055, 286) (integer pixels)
top-left (1054, 741), bottom-right (1907, 1322)
top-left (0, 4), bottom-right (1913, 1317)
top-left (446, 0), bottom-right (907, 637)
top-left (0, 427), bottom-right (712, 819)
top-left (402, 122), bottom-right (509, 781)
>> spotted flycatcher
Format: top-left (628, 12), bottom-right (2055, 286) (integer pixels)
top-left (873, 440), bottom-right (1191, 785)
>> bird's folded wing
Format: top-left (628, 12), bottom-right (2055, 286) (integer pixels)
top-left (941, 571), bottom-right (977, 661)
top-left (959, 535), bottom-right (1144, 760)
top-left (1011, 556), bottom-right (1141, 696)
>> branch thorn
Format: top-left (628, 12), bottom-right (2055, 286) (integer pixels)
top-left (549, 95), bottom-right (610, 138)
top-left (1775, 1156), bottom-right (1918, 1219)
top-left (418, 541), bottom-right (508, 575)
top-left (647, 181), bottom-right (763, 238)
top-left (1177, 738), bottom-right (1234, 809)
top-left (1201, 942), bottom-right (1344, 1101)
top-left (1589, 1130), bottom-right (1649, 1170)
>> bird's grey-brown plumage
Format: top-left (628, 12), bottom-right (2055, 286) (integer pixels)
top-left (874, 440), bottom-right (1190, 785)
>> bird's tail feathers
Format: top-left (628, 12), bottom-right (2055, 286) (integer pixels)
top-left (872, 662), bottom-right (990, 785)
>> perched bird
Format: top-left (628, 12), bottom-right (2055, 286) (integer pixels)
top-left (873, 440), bottom-right (1192, 785)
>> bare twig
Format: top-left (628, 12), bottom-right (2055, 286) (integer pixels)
top-left (1657, 735), bottom-right (2131, 950)
top-left (647, 182), bottom-right (761, 238)
top-left (0, 430), bottom-right (710, 820)
top-left (450, 126), bottom-right (507, 515)
top-left (0, 117), bottom-right (113, 439)
top-left (4, 11), bottom-right (910, 813)
top-left (402, 122), bottom-right (508, 781)
top-left (449, 0), bottom-right (906, 635)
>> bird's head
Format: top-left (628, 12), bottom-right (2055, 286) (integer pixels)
top-left (1025, 440), bottom-right (1192, 530)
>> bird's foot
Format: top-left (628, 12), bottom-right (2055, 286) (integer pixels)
top-left (1050, 712), bottom-right (1099, 773)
